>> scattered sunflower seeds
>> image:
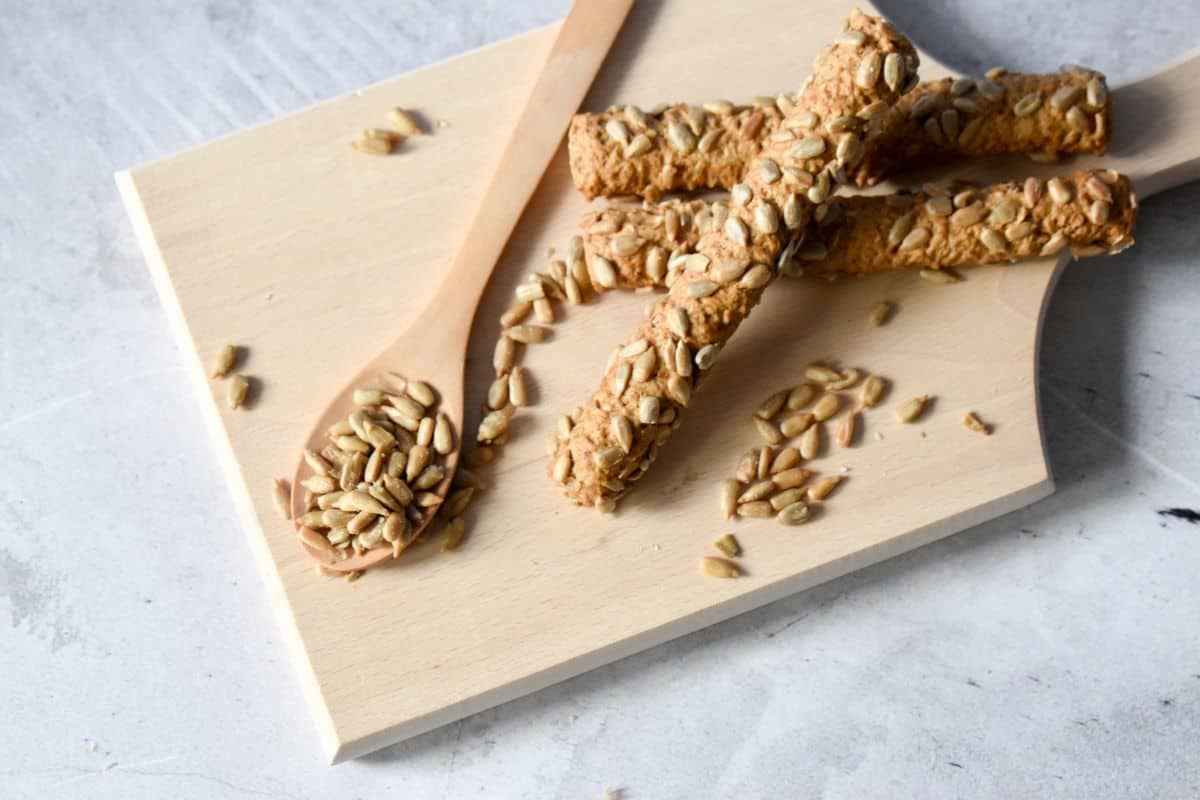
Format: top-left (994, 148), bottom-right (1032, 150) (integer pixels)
top-left (210, 344), bottom-right (239, 378)
top-left (701, 556), bottom-right (742, 579)
top-left (894, 395), bottom-right (931, 423)
top-left (714, 533), bottom-right (741, 558)
top-left (962, 411), bottom-right (991, 435)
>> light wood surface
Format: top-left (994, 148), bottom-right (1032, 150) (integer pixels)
top-left (290, 0), bottom-right (633, 571)
top-left (115, 0), bottom-right (1200, 763)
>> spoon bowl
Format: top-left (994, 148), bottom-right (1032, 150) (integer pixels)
top-left (290, 0), bottom-right (634, 572)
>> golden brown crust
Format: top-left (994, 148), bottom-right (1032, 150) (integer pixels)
top-left (552, 10), bottom-right (918, 509)
top-left (850, 67), bottom-right (1111, 185)
top-left (800, 169), bottom-right (1135, 277)
top-left (567, 68), bottom-right (1111, 199)
top-left (579, 169), bottom-right (1135, 290)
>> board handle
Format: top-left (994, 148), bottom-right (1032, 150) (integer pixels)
top-left (1110, 48), bottom-right (1200, 198)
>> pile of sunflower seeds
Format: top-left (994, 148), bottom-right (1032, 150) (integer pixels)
top-left (294, 372), bottom-right (456, 562)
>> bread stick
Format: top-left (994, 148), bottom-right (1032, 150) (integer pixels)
top-left (579, 168), bottom-right (1135, 290)
top-left (798, 169), bottom-right (1135, 278)
top-left (554, 11), bottom-right (918, 509)
top-left (568, 68), bottom-right (1110, 199)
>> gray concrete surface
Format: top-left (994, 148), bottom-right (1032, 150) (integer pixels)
top-left (1, 1), bottom-right (1197, 798)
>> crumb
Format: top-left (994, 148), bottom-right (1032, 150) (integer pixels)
top-left (435, 119), bottom-right (450, 128)
top-left (103, 761), bottom-right (118, 772)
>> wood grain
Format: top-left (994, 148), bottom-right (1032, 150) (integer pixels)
top-left (116, 0), bottom-right (1200, 763)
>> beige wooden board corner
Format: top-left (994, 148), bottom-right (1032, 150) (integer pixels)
top-left (116, 0), bottom-right (1199, 764)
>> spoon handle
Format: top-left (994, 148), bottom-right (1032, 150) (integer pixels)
top-left (412, 0), bottom-right (634, 349)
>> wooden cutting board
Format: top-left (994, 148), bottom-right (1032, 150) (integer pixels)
top-left (116, 0), bottom-right (1197, 763)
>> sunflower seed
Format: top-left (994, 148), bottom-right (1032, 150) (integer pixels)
top-left (807, 170), bottom-right (831, 204)
top-left (589, 255), bottom-right (617, 289)
top-left (702, 556), bottom-right (742, 578)
top-left (909, 94), bottom-right (937, 119)
top-left (632, 347), bottom-right (658, 383)
top-left (836, 410), bottom-right (859, 447)
top-left (1047, 178), bottom-right (1072, 205)
top-left (674, 341), bottom-right (692, 377)
top-left (226, 374), bottom-right (250, 409)
top-left (797, 422), bottom-right (821, 459)
top-left (441, 517), bottom-right (466, 552)
top-left (334, 435), bottom-right (372, 454)
top-left (920, 268), bottom-right (962, 284)
top-left (414, 464), bottom-right (445, 491)
top-left (594, 446), bottom-right (624, 470)
top-left (868, 300), bottom-right (893, 327)
top-left (710, 533), bottom-right (741, 559)
top-left (503, 366), bottom-right (527, 408)
top-left (754, 203), bottom-right (780, 235)
top-left (416, 416), bottom-right (435, 448)
top-left (667, 120), bottom-right (696, 153)
top-left (683, 253), bottom-right (711, 273)
top-left (738, 479), bottom-right (775, 504)
top-left (1040, 232), bottom-right (1070, 256)
top-left (493, 336), bottom-right (517, 375)
top-left (551, 450), bottom-right (573, 484)
top-left (414, 491), bottom-right (442, 508)
top-left (334, 490), bottom-right (390, 516)
top-left (1084, 174), bottom-right (1113, 203)
top-left (953, 96), bottom-right (982, 115)
top-left (487, 375), bottom-right (509, 410)
top-left (737, 500), bottom-right (774, 519)
top-left (611, 361), bottom-right (632, 396)
top-left (767, 447), bottom-right (800, 475)
top-left (791, 135), bottom-right (826, 160)
top-left (756, 389), bottom-right (788, 419)
top-left (386, 449), bottom-right (407, 478)
top-left (887, 212), bottom-right (916, 248)
top-left (695, 344), bottom-right (720, 370)
top-left (1011, 91), bottom-right (1042, 118)
top-left (634, 396), bottom-right (660, 426)
top-left (612, 232), bottom-right (643, 258)
top-left (882, 52), bottom-right (904, 91)
top-left (304, 448), bottom-right (333, 475)
top-left (298, 527), bottom-right (335, 558)
top-left (1049, 85), bottom-right (1082, 112)
top-left (1005, 221), bottom-right (1034, 241)
top-left (779, 412), bottom-right (815, 438)
top-left (667, 375), bottom-right (692, 406)
top-left (712, 259), bottom-right (749, 283)
top-left (963, 411), bottom-right (991, 435)
top-left (1022, 177), bottom-right (1044, 208)
top-left (319, 509), bottom-right (350, 528)
top-left (771, 465), bottom-right (812, 492)
top-left (770, 487), bottom-right (808, 512)
top-left (826, 369), bottom-right (862, 391)
top-left (477, 409), bottom-right (511, 442)
top-left (315, 491), bottom-right (344, 510)
top-left (950, 202), bottom-right (986, 227)
top-left (621, 338), bottom-right (650, 358)
top-left (687, 279), bottom-right (719, 298)
top-left (782, 194), bottom-right (804, 230)
top-left (807, 474), bottom-right (844, 501)
top-left (1087, 200), bottom-right (1111, 225)
top-left (734, 265), bottom-right (768, 291)
top-left (703, 99), bottom-right (734, 115)
top-left (1066, 106), bottom-right (1089, 133)
top-left (759, 158), bottom-right (782, 184)
top-left (777, 501), bottom-right (811, 525)
top-left (812, 392), bottom-right (840, 422)
top-left (837, 28), bottom-right (866, 46)
top-left (506, 324), bottom-right (549, 344)
top-left (604, 118), bottom-right (631, 145)
top-left (1086, 77), bottom-right (1107, 109)
top-left (897, 227), bottom-right (930, 252)
top-left (894, 395), bottom-right (930, 422)
top-left (500, 300), bottom-right (532, 327)
top-left (210, 344), bottom-right (238, 378)
top-left (624, 133), bottom-right (652, 158)
top-left (980, 227), bottom-right (1007, 253)
top-left (608, 414), bottom-right (635, 454)
top-left (724, 217), bottom-right (750, 247)
top-left (268, 478), bottom-right (292, 520)
top-left (665, 308), bottom-right (689, 339)
top-left (988, 200), bottom-right (1018, 226)
top-left (382, 475), bottom-right (414, 507)
top-left (753, 418), bottom-right (783, 445)
top-left (515, 281), bottom-right (546, 303)
top-left (734, 450), bottom-right (758, 483)
top-left (804, 363), bottom-right (839, 384)
top-left (855, 51), bottom-right (881, 89)
top-left (958, 117), bottom-right (983, 146)
top-left (731, 183), bottom-right (753, 207)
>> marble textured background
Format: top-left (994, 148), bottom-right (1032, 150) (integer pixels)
top-left (1, 1), bottom-right (1197, 798)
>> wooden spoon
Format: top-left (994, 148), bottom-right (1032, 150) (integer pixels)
top-left (291, 0), bottom-right (634, 571)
